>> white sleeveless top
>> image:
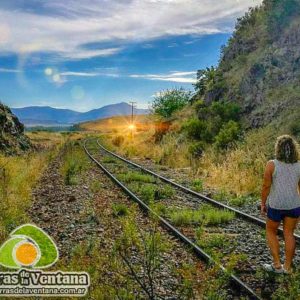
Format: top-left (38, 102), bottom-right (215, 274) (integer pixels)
top-left (267, 159), bottom-right (300, 210)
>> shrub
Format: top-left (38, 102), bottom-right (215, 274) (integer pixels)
top-left (183, 102), bottom-right (241, 146)
top-left (152, 88), bottom-right (191, 118)
top-left (183, 119), bottom-right (212, 141)
top-left (188, 142), bottom-right (206, 157)
top-left (214, 120), bottom-right (241, 149)
top-left (209, 101), bottom-right (240, 122)
top-left (112, 135), bottom-right (125, 147)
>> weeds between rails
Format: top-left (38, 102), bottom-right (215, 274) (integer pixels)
top-left (85, 138), bottom-right (300, 299)
top-left (96, 138), bottom-right (300, 241)
top-left (84, 139), bottom-right (268, 299)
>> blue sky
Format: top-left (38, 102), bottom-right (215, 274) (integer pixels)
top-left (0, 0), bottom-right (261, 111)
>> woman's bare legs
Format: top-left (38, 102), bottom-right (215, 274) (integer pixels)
top-left (283, 217), bottom-right (299, 271)
top-left (266, 219), bottom-right (281, 268)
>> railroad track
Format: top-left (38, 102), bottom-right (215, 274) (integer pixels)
top-left (95, 139), bottom-right (300, 242)
top-left (84, 138), bottom-right (266, 299)
top-left (85, 138), bottom-right (300, 299)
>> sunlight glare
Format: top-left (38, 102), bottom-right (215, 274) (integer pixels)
top-left (52, 74), bottom-right (61, 82)
top-left (128, 124), bottom-right (136, 130)
top-left (44, 68), bottom-right (53, 76)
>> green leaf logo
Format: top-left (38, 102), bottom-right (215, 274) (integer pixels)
top-left (0, 224), bottom-right (58, 269)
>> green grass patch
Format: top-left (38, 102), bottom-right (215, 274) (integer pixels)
top-left (191, 179), bottom-right (204, 192)
top-left (117, 171), bottom-right (156, 184)
top-left (228, 196), bottom-right (247, 207)
top-left (61, 142), bottom-right (89, 185)
top-left (196, 232), bottom-right (230, 250)
top-left (138, 184), bottom-right (156, 203)
top-left (213, 189), bottom-right (230, 202)
top-left (128, 183), bottom-right (175, 204)
top-left (112, 203), bottom-right (129, 217)
top-left (150, 203), bottom-right (168, 217)
top-left (169, 205), bottom-right (235, 226)
top-left (155, 184), bottom-right (174, 199)
top-left (102, 156), bottom-right (118, 164)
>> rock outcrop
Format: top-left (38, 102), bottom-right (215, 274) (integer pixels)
top-left (199, 0), bottom-right (300, 129)
top-left (0, 102), bottom-right (31, 154)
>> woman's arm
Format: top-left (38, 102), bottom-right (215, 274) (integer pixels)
top-left (261, 161), bottom-right (275, 215)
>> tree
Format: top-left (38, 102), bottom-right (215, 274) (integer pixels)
top-left (194, 67), bottom-right (217, 97)
top-left (151, 88), bottom-right (191, 119)
top-left (193, 67), bottom-right (227, 102)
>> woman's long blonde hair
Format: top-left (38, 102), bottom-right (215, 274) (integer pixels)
top-left (275, 135), bottom-right (299, 163)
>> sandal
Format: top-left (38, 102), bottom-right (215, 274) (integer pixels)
top-left (263, 263), bottom-right (283, 274)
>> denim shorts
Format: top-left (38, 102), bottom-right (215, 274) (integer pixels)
top-left (267, 206), bottom-right (300, 222)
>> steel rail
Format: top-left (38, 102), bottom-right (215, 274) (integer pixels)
top-left (84, 139), bottom-right (261, 300)
top-left (96, 139), bottom-right (300, 241)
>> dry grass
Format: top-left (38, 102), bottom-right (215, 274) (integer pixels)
top-left (0, 132), bottom-right (72, 241)
top-left (0, 151), bottom-right (56, 240)
top-left (103, 125), bottom-right (283, 197)
top-left (101, 130), bottom-right (191, 168)
top-left (198, 126), bottom-right (277, 196)
top-left (79, 109), bottom-right (288, 198)
top-left (26, 131), bottom-right (85, 148)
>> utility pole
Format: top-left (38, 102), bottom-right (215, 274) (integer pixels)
top-left (129, 101), bottom-right (137, 138)
top-left (129, 101), bottom-right (136, 125)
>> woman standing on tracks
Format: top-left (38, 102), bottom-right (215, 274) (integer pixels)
top-left (261, 135), bottom-right (300, 274)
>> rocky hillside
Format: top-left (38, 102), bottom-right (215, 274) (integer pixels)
top-left (197, 0), bottom-right (300, 131)
top-left (0, 102), bottom-right (31, 154)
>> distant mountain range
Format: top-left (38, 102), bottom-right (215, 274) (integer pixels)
top-left (12, 102), bottom-right (149, 127)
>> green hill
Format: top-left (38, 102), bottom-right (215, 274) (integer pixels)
top-left (195, 0), bottom-right (300, 133)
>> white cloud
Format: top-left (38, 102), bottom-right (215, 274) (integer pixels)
top-left (0, 68), bottom-right (20, 73)
top-left (170, 71), bottom-right (196, 76)
top-left (0, 0), bottom-right (262, 60)
top-left (60, 71), bottom-right (101, 77)
top-left (130, 70), bottom-right (197, 83)
top-left (62, 48), bottom-right (122, 60)
top-left (156, 77), bottom-right (196, 83)
top-left (60, 69), bottom-right (120, 78)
